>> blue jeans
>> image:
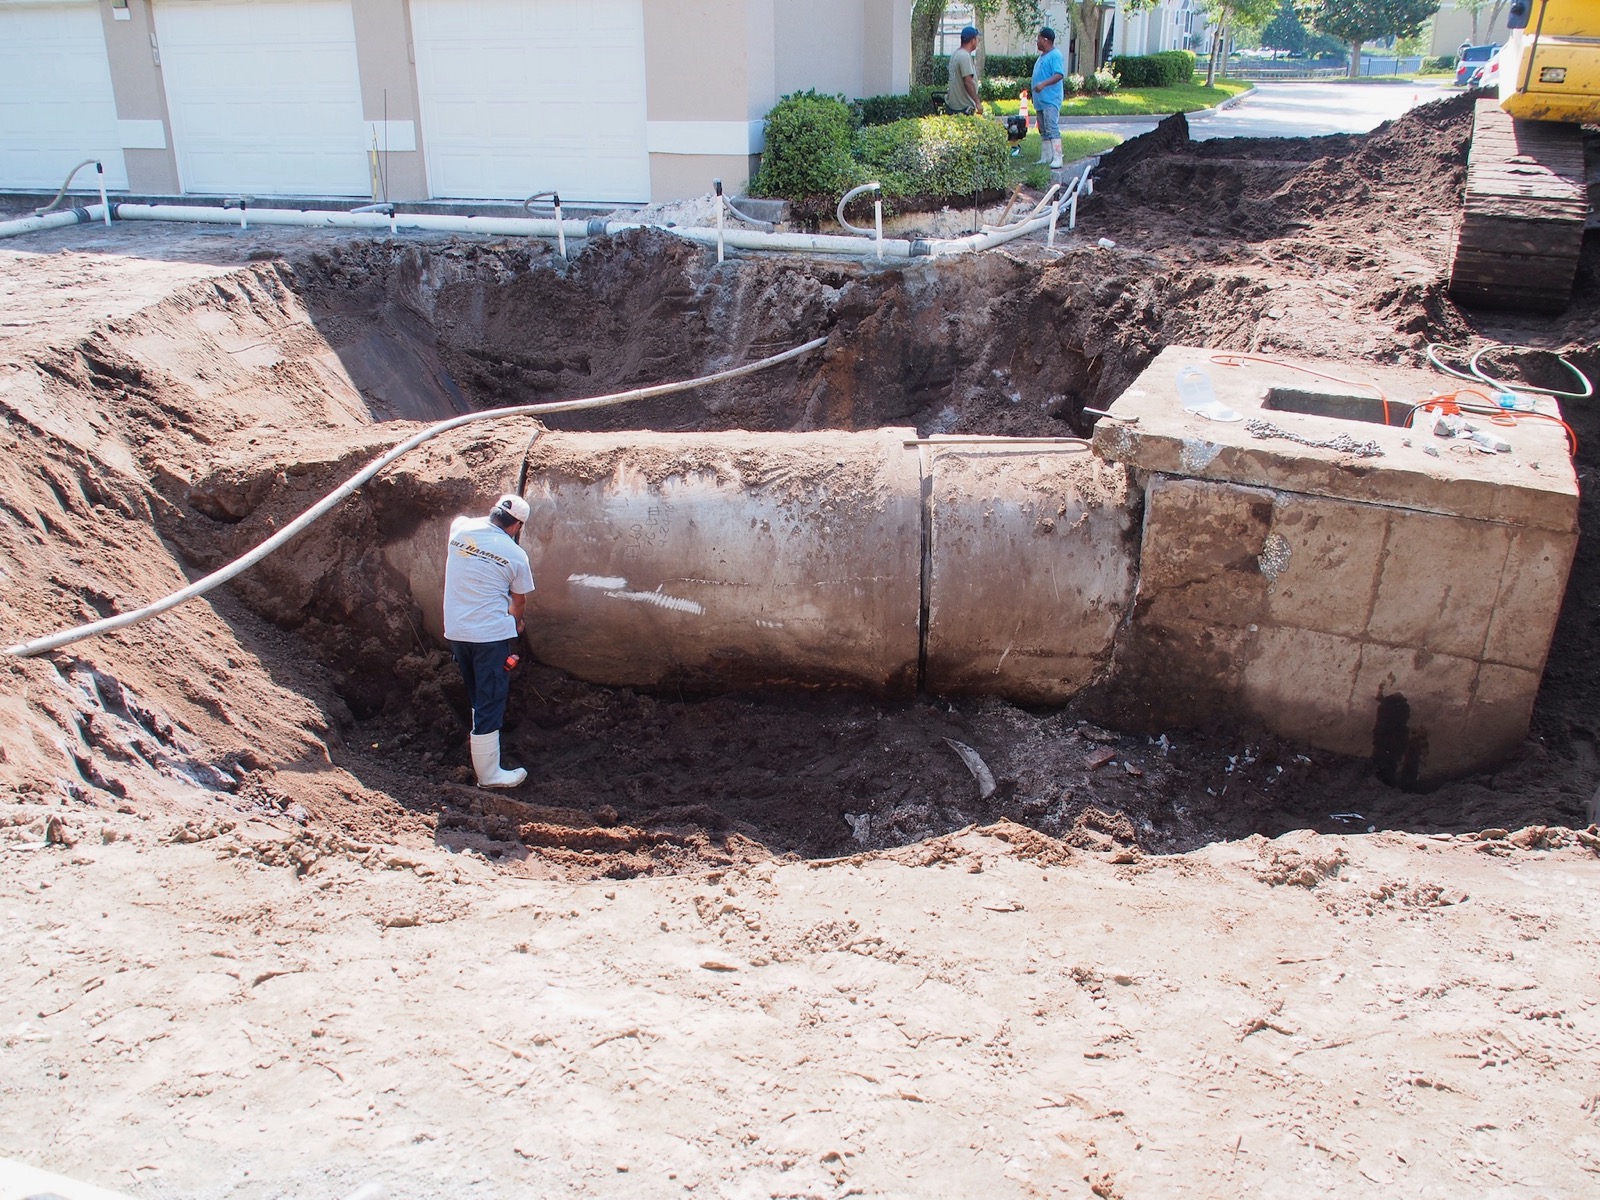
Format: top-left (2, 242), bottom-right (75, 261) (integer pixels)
top-left (1037, 102), bottom-right (1061, 141)
top-left (451, 639), bottom-right (516, 734)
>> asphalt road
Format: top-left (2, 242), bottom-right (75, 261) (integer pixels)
top-left (1072, 80), bottom-right (1456, 144)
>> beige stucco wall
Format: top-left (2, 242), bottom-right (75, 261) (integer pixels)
top-left (349, 0), bottom-right (427, 201)
top-left (643, 0), bottom-right (773, 200)
top-left (1430, 3), bottom-right (1511, 56)
top-left (774, 0), bottom-right (910, 99)
top-left (62, 0), bottom-right (909, 205)
top-left (97, 0), bottom-right (180, 193)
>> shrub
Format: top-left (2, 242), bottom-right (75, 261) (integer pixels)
top-left (857, 87), bottom-right (942, 126)
top-left (1422, 55), bottom-right (1456, 73)
top-left (750, 90), bottom-right (861, 200)
top-left (1088, 67), bottom-right (1120, 95)
top-left (1066, 73), bottom-right (1085, 95)
top-left (935, 52), bottom-right (1037, 80)
top-left (854, 114), bottom-right (1010, 201)
top-left (979, 74), bottom-right (1031, 102)
top-left (1110, 49), bottom-right (1196, 88)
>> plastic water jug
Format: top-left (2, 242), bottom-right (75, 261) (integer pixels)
top-left (1175, 365), bottom-right (1217, 412)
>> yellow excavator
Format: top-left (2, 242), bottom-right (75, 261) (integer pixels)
top-left (1447, 0), bottom-right (1600, 312)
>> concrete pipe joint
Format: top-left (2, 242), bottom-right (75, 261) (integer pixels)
top-left (395, 430), bottom-right (1137, 703)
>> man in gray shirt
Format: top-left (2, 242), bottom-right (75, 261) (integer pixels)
top-left (443, 493), bottom-right (535, 788)
top-left (946, 25), bottom-right (982, 115)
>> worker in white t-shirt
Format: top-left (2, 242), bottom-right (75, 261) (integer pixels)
top-left (443, 493), bottom-right (536, 788)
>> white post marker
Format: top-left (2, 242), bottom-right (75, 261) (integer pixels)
top-left (875, 196), bottom-right (883, 261)
top-left (714, 178), bottom-right (726, 264)
top-left (96, 161), bottom-right (109, 226)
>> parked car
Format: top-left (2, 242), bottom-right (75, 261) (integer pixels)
top-left (1466, 48), bottom-right (1505, 89)
top-left (1456, 43), bottom-right (1501, 86)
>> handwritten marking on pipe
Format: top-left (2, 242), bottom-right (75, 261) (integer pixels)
top-left (569, 574), bottom-right (628, 590)
top-left (569, 574), bottom-right (703, 615)
top-left (612, 591), bottom-right (704, 615)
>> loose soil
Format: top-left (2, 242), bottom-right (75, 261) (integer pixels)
top-left (3, 94), bottom-right (1599, 1198)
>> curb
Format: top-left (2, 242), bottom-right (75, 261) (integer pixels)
top-left (1058, 84), bottom-right (1258, 127)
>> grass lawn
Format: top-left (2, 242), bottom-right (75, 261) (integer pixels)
top-left (988, 78), bottom-right (1252, 118)
top-left (1004, 129), bottom-right (1121, 189)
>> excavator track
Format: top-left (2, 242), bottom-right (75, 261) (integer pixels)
top-left (1447, 99), bottom-right (1589, 313)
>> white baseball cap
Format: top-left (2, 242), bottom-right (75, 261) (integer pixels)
top-left (492, 493), bottom-right (531, 523)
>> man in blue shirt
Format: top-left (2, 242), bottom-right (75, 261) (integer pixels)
top-left (443, 493), bottom-right (535, 788)
top-left (1031, 27), bottom-right (1067, 170)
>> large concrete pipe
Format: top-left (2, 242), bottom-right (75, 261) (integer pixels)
top-left (516, 429), bottom-right (925, 694)
top-left (920, 442), bottom-right (1137, 703)
top-left (384, 429), bottom-right (1137, 701)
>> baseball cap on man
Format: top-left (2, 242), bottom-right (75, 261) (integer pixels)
top-left (492, 494), bottom-right (531, 524)
top-left (1039, 26), bottom-right (1056, 42)
top-left (960, 25), bottom-right (980, 41)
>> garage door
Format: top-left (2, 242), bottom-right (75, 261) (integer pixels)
top-left (152, 0), bottom-right (368, 196)
top-left (0, 1), bottom-right (128, 190)
top-left (410, 0), bottom-right (648, 204)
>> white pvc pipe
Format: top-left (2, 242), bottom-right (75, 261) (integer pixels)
top-left (625, 221), bottom-right (920, 258)
top-left (83, 195), bottom-right (1081, 260)
top-left (923, 207), bottom-right (1059, 257)
top-left (0, 204), bottom-right (109, 239)
top-left (112, 203), bottom-right (594, 241)
top-left (4, 336), bottom-right (828, 659)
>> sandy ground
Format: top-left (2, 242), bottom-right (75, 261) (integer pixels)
top-left (7, 814), bottom-right (1600, 1200)
top-left (3, 95), bottom-right (1600, 1197)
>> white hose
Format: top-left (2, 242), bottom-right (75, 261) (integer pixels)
top-left (4, 336), bottom-right (828, 659)
top-left (836, 182), bottom-right (882, 237)
top-left (31, 158), bottom-right (101, 216)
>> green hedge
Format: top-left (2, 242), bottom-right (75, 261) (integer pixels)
top-left (857, 86), bottom-right (943, 126)
top-left (749, 90), bottom-right (861, 201)
top-left (935, 52), bottom-right (1037, 79)
top-left (854, 114), bottom-right (1010, 201)
top-left (1422, 55), bottom-right (1456, 72)
top-left (1110, 50), bottom-right (1196, 88)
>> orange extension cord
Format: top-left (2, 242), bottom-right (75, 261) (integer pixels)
top-left (1209, 353), bottom-right (1578, 457)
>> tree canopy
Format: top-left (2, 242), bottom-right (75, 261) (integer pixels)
top-left (1294, 0), bottom-right (1441, 45)
top-left (1294, 0), bottom-right (1440, 76)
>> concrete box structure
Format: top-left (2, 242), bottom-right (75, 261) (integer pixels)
top-left (0, 0), bottom-right (910, 205)
top-left (1094, 346), bottom-right (1578, 785)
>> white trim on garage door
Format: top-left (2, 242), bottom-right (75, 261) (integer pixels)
top-left (0, 0), bottom-right (129, 191)
top-left (152, 0), bottom-right (369, 197)
top-left (409, 0), bottom-right (649, 204)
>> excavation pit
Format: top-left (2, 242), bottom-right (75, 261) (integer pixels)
top-left (2, 95), bottom-right (1598, 884)
top-left (7, 97), bottom-right (1600, 1197)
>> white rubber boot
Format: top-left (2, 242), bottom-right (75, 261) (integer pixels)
top-left (470, 731), bottom-right (526, 789)
top-left (1049, 140), bottom-right (1063, 170)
